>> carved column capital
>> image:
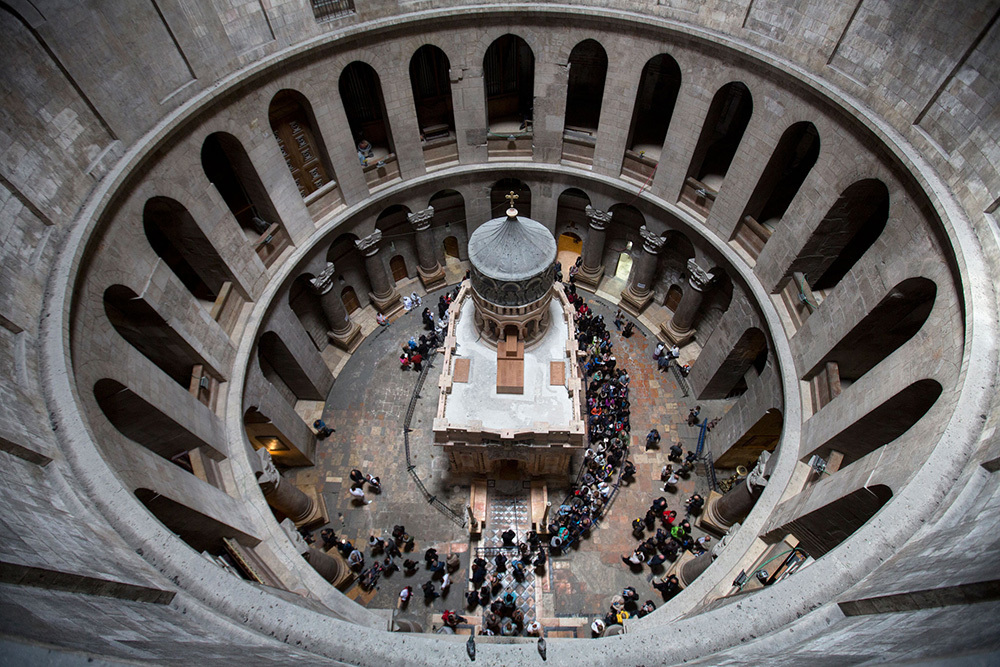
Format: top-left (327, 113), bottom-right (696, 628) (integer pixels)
top-left (687, 258), bottom-right (717, 292)
top-left (355, 230), bottom-right (383, 256)
top-left (255, 448), bottom-right (280, 492)
top-left (747, 451), bottom-right (771, 493)
top-left (408, 206), bottom-right (435, 231)
top-left (585, 206), bottom-right (612, 231)
top-left (639, 225), bottom-right (665, 255)
top-left (309, 263), bottom-right (337, 295)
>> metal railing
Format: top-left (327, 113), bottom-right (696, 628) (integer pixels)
top-left (402, 351), bottom-right (466, 528)
top-left (310, 0), bottom-right (355, 22)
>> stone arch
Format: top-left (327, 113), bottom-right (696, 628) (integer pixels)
top-left (484, 34), bottom-right (535, 128)
top-left (257, 331), bottom-right (324, 403)
top-left (805, 379), bottom-right (943, 469)
top-left (103, 285), bottom-right (221, 388)
top-left (268, 88), bottom-right (336, 198)
top-left (326, 232), bottom-right (368, 309)
top-left (685, 82), bottom-right (753, 195)
top-left (134, 488), bottom-right (247, 554)
top-left (784, 484), bottom-right (893, 559)
top-left (288, 274), bottom-right (327, 351)
top-left (201, 131), bottom-right (280, 238)
top-left (804, 277), bottom-right (936, 407)
top-left (715, 408), bottom-right (783, 469)
top-left (429, 189), bottom-right (468, 261)
top-left (788, 179), bottom-right (890, 293)
top-left (339, 61), bottom-right (395, 155)
top-left (734, 121), bottom-right (820, 257)
top-left (142, 196), bottom-right (235, 304)
top-left (555, 187), bottom-right (591, 231)
top-left (625, 53), bottom-right (682, 161)
top-left (94, 378), bottom-right (219, 463)
top-left (564, 39), bottom-right (608, 134)
top-left (410, 44), bottom-right (455, 134)
top-left (698, 327), bottom-right (768, 399)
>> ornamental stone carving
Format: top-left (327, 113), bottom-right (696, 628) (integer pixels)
top-left (585, 206), bottom-right (612, 230)
top-left (310, 262), bottom-right (338, 295)
top-left (639, 225), bottom-right (666, 254)
top-left (471, 264), bottom-right (555, 307)
top-left (408, 206), bottom-right (435, 231)
top-left (355, 230), bottom-right (383, 255)
top-left (687, 258), bottom-right (717, 292)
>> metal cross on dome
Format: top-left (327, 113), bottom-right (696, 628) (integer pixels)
top-left (505, 191), bottom-right (519, 207)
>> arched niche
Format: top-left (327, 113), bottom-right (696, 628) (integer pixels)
top-left (410, 45), bottom-right (455, 135)
top-left (339, 61), bottom-right (395, 158)
top-left (257, 331), bottom-right (324, 403)
top-left (94, 378), bottom-right (221, 462)
top-left (698, 327), bottom-right (768, 399)
top-left (805, 277), bottom-right (936, 409)
top-left (268, 88), bottom-right (335, 198)
top-left (806, 379), bottom-right (942, 469)
top-left (142, 196), bottom-right (235, 306)
top-left (483, 34), bottom-right (535, 129)
top-left (104, 285), bottom-right (220, 388)
top-left (715, 408), bottom-right (783, 469)
top-left (625, 54), bottom-right (682, 162)
top-left (785, 485), bottom-right (893, 559)
top-left (201, 132), bottom-right (280, 239)
top-left (733, 121), bottom-right (820, 258)
top-left (564, 39), bottom-right (608, 134)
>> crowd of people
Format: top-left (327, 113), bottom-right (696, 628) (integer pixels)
top-left (463, 533), bottom-right (548, 637)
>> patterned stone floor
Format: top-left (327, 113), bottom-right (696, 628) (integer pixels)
top-left (283, 270), bottom-right (735, 634)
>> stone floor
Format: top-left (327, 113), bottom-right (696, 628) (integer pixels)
top-left (284, 268), bottom-right (735, 635)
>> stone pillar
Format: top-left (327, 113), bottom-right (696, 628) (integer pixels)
top-left (409, 206), bottom-right (445, 288)
top-left (356, 230), bottom-right (403, 316)
top-left (661, 258), bottom-right (717, 346)
top-left (678, 552), bottom-right (714, 587)
top-left (703, 451), bottom-right (770, 532)
top-left (304, 547), bottom-right (348, 584)
top-left (619, 225), bottom-right (664, 315)
top-left (255, 449), bottom-right (325, 527)
top-left (311, 263), bottom-right (362, 352)
top-left (576, 206), bottom-right (611, 292)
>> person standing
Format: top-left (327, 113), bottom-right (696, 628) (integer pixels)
top-left (645, 428), bottom-right (661, 450)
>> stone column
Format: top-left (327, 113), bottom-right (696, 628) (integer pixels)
top-left (356, 230), bottom-right (403, 316)
top-left (661, 258), bottom-right (717, 346)
top-left (619, 225), bottom-right (664, 315)
top-left (678, 552), bottom-right (714, 587)
top-left (576, 206), bottom-right (611, 292)
top-left (703, 451), bottom-right (770, 532)
top-left (409, 206), bottom-right (445, 288)
top-left (304, 547), bottom-right (348, 585)
top-left (255, 449), bottom-right (320, 526)
top-left (311, 263), bottom-right (362, 352)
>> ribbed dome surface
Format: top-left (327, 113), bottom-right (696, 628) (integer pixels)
top-left (467, 211), bottom-right (557, 281)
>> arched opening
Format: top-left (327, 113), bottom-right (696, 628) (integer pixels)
top-left (104, 285), bottom-right (220, 388)
top-left (341, 286), bottom-right (361, 313)
top-left (623, 53), bottom-right (681, 180)
top-left (339, 61), bottom-right (395, 162)
top-left (805, 278), bottom-right (936, 411)
top-left (557, 232), bottom-right (583, 271)
top-left (390, 255), bottom-right (408, 282)
top-left (490, 178), bottom-right (531, 218)
top-left (134, 488), bottom-right (250, 555)
top-left (484, 34), bottom-right (534, 130)
top-left (682, 82), bottom-right (753, 216)
top-left (699, 327), bottom-right (768, 399)
top-left (289, 274), bottom-right (327, 351)
top-left (443, 236), bottom-right (460, 259)
top-left (561, 39), bottom-right (607, 165)
top-left (614, 252), bottom-right (633, 281)
top-left (715, 408), bottom-right (783, 469)
top-left (268, 89), bottom-right (334, 198)
top-left (410, 45), bottom-right (455, 138)
top-left (606, 203), bottom-right (644, 284)
top-left (326, 232), bottom-right (366, 309)
top-left (790, 179), bottom-right (891, 296)
top-left (665, 285), bottom-right (683, 310)
top-left (806, 379), bottom-right (942, 469)
top-left (94, 379), bottom-right (221, 462)
top-left (201, 132), bottom-right (280, 239)
top-left (243, 406), bottom-right (311, 467)
top-left (564, 40), bottom-right (607, 133)
top-left (257, 331), bottom-right (324, 403)
top-left (784, 485), bottom-right (893, 559)
top-left (733, 122), bottom-right (820, 258)
top-left (555, 188), bottom-right (591, 231)
top-left (142, 197), bottom-right (234, 307)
